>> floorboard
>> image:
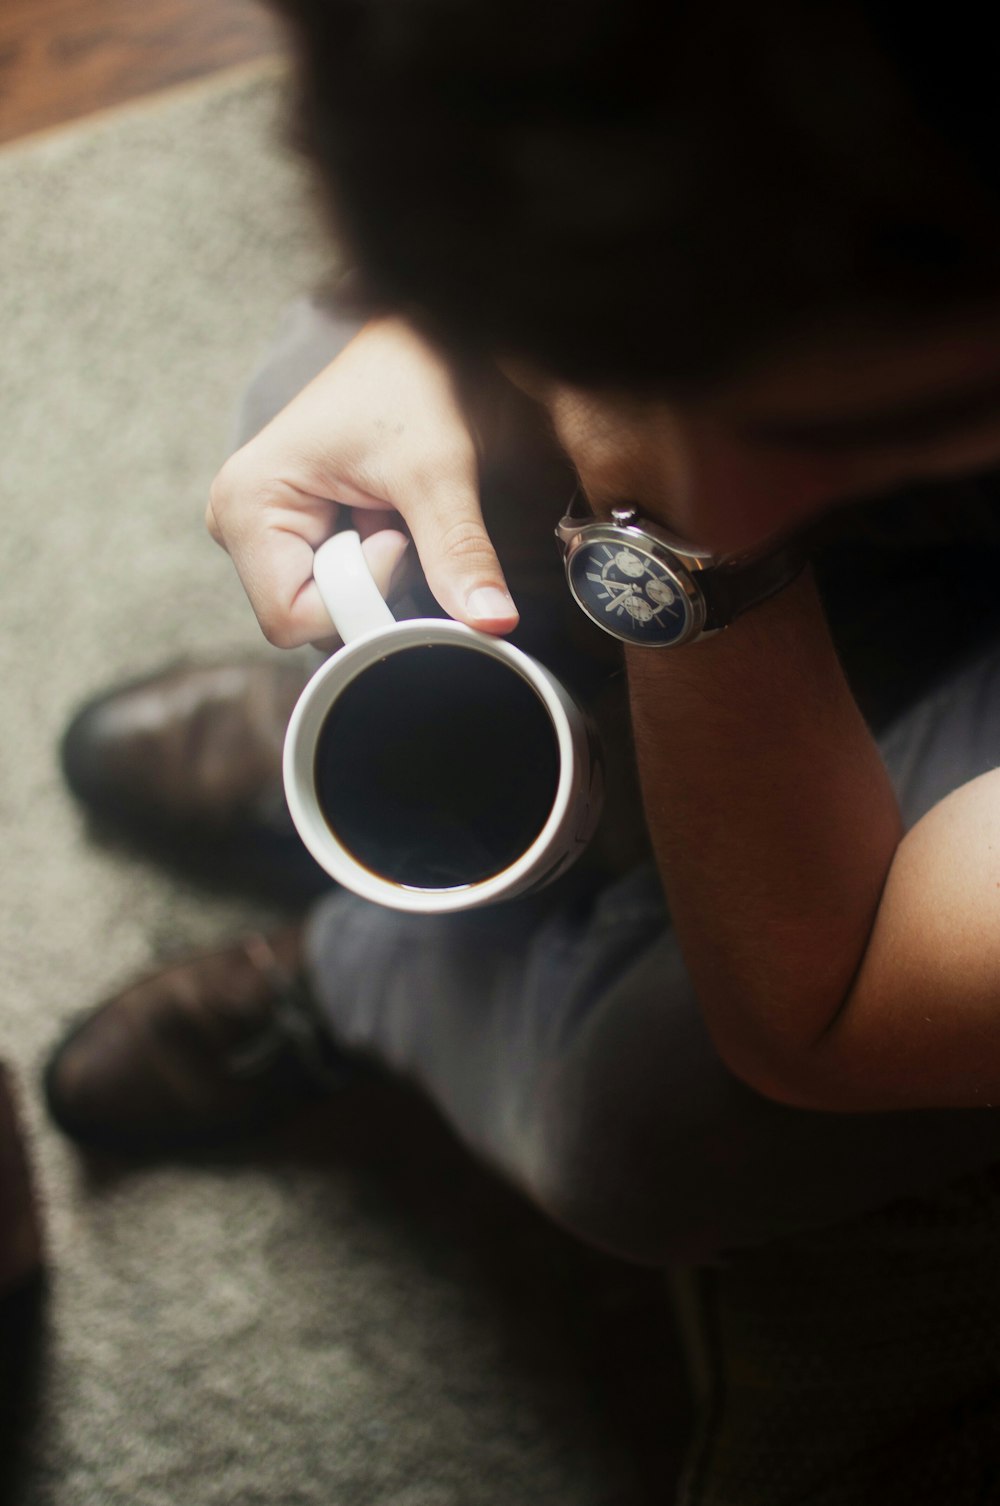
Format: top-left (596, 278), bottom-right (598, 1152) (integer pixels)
top-left (0, 0), bottom-right (286, 144)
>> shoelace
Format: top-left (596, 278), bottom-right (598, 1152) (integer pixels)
top-left (222, 936), bottom-right (354, 1091)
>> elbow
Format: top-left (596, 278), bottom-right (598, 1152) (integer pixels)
top-left (711, 1030), bottom-right (864, 1114)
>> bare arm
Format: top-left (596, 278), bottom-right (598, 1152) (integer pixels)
top-left (627, 567), bottom-right (1000, 1112)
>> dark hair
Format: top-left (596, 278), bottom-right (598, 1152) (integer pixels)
top-left (275, 0), bottom-right (1000, 394)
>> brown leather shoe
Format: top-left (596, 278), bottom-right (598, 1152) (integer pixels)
top-left (60, 658), bottom-right (330, 902)
top-left (60, 657), bottom-right (308, 831)
top-left (43, 930), bottom-right (350, 1153)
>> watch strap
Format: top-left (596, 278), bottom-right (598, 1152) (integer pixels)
top-left (699, 539), bottom-right (807, 633)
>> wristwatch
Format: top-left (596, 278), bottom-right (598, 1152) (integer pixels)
top-left (554, 497), bottom-right (806, 647)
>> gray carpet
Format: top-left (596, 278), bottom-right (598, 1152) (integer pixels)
top-left (0, 65), bottom-right (685, 1504)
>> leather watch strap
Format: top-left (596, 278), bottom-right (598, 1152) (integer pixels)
top-left (699, 540), bottom-right (807, 632)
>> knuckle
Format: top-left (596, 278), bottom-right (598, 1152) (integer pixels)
top-left (208, 454), bottom-right (239, 517)
top-left (208, 446), bottom-right (263, 523)
top-left (204, 494), bottom-right (223, 542)
top-left (255, 607), bottom-right (299, 651)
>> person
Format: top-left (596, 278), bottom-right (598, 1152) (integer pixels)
top-left (42, 2), bottom-right (1000, 1498)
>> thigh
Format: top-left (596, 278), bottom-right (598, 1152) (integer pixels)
top-left (307, 855), bottom-right (1000, 1267)
top-left (306, 617), bottom-right (1000, 1267)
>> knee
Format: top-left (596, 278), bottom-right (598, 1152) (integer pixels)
top-left (520, 1065), bottom-right (715, 1267)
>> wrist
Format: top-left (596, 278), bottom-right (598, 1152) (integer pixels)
top-left (556, 498), bottom-right (807, 649)
top-left (624, 567), bottom-right (833, 710)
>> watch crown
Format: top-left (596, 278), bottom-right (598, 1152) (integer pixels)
top-left (610, 505), bottom-right (638, 526)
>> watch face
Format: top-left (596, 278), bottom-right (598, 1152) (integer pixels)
top-left (566, 537), bottom-right (697, 645)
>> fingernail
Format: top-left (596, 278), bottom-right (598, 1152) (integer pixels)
top-left (466, 586), bottom-right (517, 621)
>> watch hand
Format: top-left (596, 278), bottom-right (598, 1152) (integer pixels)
top-left (601, 579), bottom-right (631, 600)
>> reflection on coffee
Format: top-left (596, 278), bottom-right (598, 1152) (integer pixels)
top-left (314, 645), bottom-right (561, 889)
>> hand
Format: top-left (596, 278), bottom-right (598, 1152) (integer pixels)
top-left (206, 317), bottom-right (519, 648)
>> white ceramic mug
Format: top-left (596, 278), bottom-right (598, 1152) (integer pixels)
top-left (282, 531), bottom-right (604, 913)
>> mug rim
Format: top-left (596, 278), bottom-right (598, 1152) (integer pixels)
top-left (283, 617), bottom-right (579, 914)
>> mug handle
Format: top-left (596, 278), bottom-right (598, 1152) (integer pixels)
top-left (313, 530), bottom-right (396, 643)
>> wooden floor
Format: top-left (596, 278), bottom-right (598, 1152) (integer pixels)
top-left (0, 0), bottom-right (287, 145)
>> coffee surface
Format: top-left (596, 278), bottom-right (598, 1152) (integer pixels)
top-left (315, 645), bottom-right (561, 889)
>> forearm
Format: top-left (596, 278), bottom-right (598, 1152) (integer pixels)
top-left (626, 570), bottom-right (903, 1102)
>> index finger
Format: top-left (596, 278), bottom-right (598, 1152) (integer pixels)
top-left (392, 474), bottom-right (519, 633)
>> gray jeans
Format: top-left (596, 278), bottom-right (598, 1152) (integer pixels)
top-left (239, 297), bottom-right (1000, 1266)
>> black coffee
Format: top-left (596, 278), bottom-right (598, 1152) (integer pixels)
top-left (314, 644), bottom-right (561, 889)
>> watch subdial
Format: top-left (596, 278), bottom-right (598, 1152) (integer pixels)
top-left (646, 577), bottom-right (676, 607)
top-left (623, 595), bottom-right (654, 623)
top-left (614, 548), bottom-right (646, 579)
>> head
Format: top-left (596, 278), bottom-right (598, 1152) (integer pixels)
top-left (274, 0), bottom-right (1000, 549)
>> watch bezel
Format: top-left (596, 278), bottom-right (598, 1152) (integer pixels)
top-left (559, 517), bottom-right (711, 646)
